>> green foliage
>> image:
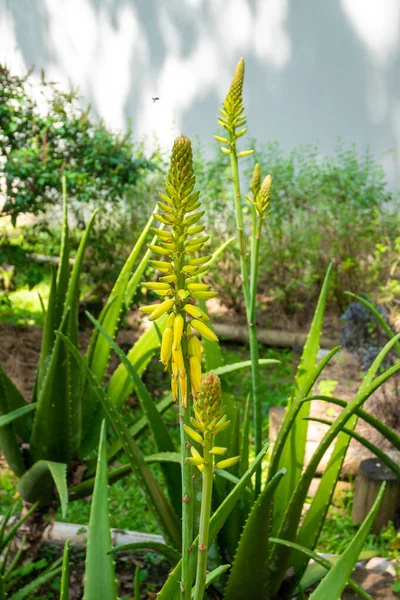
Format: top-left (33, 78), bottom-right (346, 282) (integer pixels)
top-left (194, 139), bottom-right (399, 314)
top-left (0, 65), bottom-right (153, 225)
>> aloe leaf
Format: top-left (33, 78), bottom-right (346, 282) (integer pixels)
top-left (305, 417), bottom-right (400, 477)
top-left (81, 212), bottom-right (156, 442)
top-left (270, 538), bottom-right (373, 600)
top-left (59, 539), bottom-right (69, 600)
top-left (0, 502), bottom-right (38, 554)
top-left (106, 316), bottom-right (167, 410)
top-left (309, 483), bottom-right (385, 600)
top-left (8, 565), bottom-right (63, 600)
top-left (84, 395), bottom-right (174, 476)
top-left (0, 405), bottom-right (36, 430)
top-left (345, 292), bottom-right (400, 356)
top-left (55, 179), bottom-right (70, 328)
top-left (87, 312), bottom-right (181, 516)
top-left (291, 332), bottom-right (400, 580)
top-left (0, 368), bottom-right (26, 477)
top-left (17, 461), bottom-right (68, 516)
top-left (310, 395), bottom-right (400, 449)
top-left (110, 541), bottom-right (181, 565)
top-left (268, 346), bottom-right (340, 486)
top-left (37, 267), bottom-right (57, 395)
top-left (69, 464), bottom-right (131, 500)
top-left (145, 452), bottom-right (181, 464)
top-left (268, 356), bottom-right (400, 595)
top-left (29, 310), bottom-right (71, 464)
top-left (58, 331), bottom-right (182, 549)
top-left (83, 420), bottom-right (117, 600)
top-left (271, 266), bottom-right (332, 532)
top-left (224, 469), bottom-right (286, 600)
top-left (0, 363), bottom-right (31, 441)
top-left (212, 359), bottom-right (279, 377)
top-left (199, 564), bottom-right (231, 596)
top-left (0, 576), bottom-right (5, 600)
top-left (157, 441), bottom-right (271, 600)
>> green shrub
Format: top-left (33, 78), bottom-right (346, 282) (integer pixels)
top-left (0, 65), bottom-right (154, 224)
top-left (195, 139), bottom-right (399, 315)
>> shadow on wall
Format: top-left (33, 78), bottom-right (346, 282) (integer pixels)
top-left (1, 0), bottom-right (400, 187)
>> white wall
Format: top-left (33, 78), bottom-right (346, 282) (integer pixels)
top-left (1, 0), bottom-right (400, 187)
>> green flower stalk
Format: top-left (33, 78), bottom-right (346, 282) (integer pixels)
top-left (215, 59), bottom-right (272, 495)
top-left (185, 374), bottom-right (239, 600)
top-left (140, 135), bottom-right (219, 600)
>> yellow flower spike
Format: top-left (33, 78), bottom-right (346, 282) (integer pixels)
top-left (142, 282), bottom-right (172, 291)
top-left (256, 174), bottom-right (272, 217)
top-left (173, 347), bottom-right (185, 376)
top-left (189, 355), bottom-right (202, 396)
top-left (215, 456), bottom-right (240, 470)
top-left (160, 327), bottom-right (173, 368)
top-left (173, 314), bottom-right (184, 351)
top-left (190, 291), bottom-right (218, 300)
top-left (187, 225), bottom-right (205, 235)
top-left (213, 418), bottom-right (231, 434)
top-left (166, 313), bottom-right (175, 327)
top-left (154, 289), bottom-right (173, 297)
top-left (187, 446), bottom-right (205, 466)
top-left (182, 265), bottom-right (199, 274)
top-left (190, 320), bottom-right (219, 342)
top-left (237, 150), bottom-right (254, 158)
top-left (151, 227), bottom-right (171, 239)
top-left (177, 289), bottom-right (188, 301)
top-left (184, 425), bottom-right (204, 445)
top-left (171, 376), bottom-right (179, 403)
top-left (188, 334), bottom-right (202, 363)
top-left (148, 245), bottom-right (172, 256)
top-left (148, 299), bottom-right (175, 321)
top-left (159, 274), bottom-right (178, 283)
top-left (148, 260), bottom-right (172, 272)
top-left (251, 163), bottom-right (261, 198)
top-left (190, 416), bottom-right (205, 432)
top-left (139, 305), bottom-right (158, 314)
top-left (180, 373), bottom-right (188, 408)
top-left (153, 213), bottom-right (175, 226)
top-left (188, 256), bottom-right (212, 266)
top-left (210, 447), bottom-right (227, 455)
top-left (186, 283), bottom-right (210, 292)
top-left (184, 304), bottom-right (210, 321)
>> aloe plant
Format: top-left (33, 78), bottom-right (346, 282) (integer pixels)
top-left (0, 178), bottom-right (168, 512)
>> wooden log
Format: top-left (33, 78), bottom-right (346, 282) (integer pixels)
top-left (351, 458), bottom-right (400, 534)
top-left (213, 322), bottom-right (337, 349)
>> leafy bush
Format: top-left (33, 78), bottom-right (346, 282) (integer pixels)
top-left (195, 139), bottom-right (399, 316)
top-left (0, 65), bottom-right (154, 224)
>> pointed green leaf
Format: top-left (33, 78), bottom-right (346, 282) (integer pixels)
top-left (37, 267), bottom-right (57, 395)
top-left (268, 354), bottom-right (400, 595)
top-left (83, 420), bottom-right (117, 600)
top-left (0, 367), bottom-right (26, 477)
top-left (224, 469), bottom-right (286, 600)
top-left (58, 332), bottom-right (181, 549)
top-left (81, 212), bottom-right (156, 438)
top-left (212, 359), bottom-right (279, 377)
top-left (110, 541), bottom-right (181, 565)
top-left (9, 565), bottom-right (63, 600)
top-left (0, 363), bottom-right (31, 441)
top-left (87, 312), bottom-right (181, 516)
top-left (17, 461), bottom-right (68, 516)
top-left (272, 265), bottom-right (332, 532)
top-left (309, 483), bottom-right (385, 600)
top-left (270, 538), bottom-right (373, 600)
top-left (0, 404), bottom-right (36, 429)
top-left (345, 292), bottom-right (400, 356)
top-left (292, 332), bottom-right (400, 578)
top-left (107, 316), bottom-right (167, 409)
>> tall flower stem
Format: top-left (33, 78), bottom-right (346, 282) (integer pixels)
top-left (229, 136), bottom-right (250, 309)
top-left (193, 438), bottom-right (213, 600)
top-left (179, 392), bottom-right (194, 600)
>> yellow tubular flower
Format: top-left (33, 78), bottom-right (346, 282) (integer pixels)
top-left (139, 136), bottom-right (219, 405)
